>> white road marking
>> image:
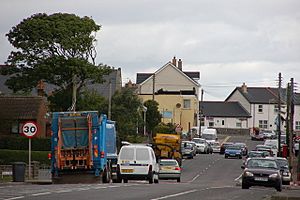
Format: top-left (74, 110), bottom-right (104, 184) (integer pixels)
top-left (4, 196), bottom-right (24, 200)
top-left (55, 189), bottom-right (73, 193)
top-left (32, 192), bottom-right (51, 196)
top-left (76, 188), bottom-right (92, 191)
top-left (190, 174), bottom-right (200, 183)
top-left (151, 189), bottom-right (198, 200)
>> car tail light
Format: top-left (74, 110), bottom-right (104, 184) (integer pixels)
top-left (100, 151), bottom-right (105, 158)
top-left (48, 153), bottom-right (52, 160)
top-left (175, 167), bottom-right (181, 171)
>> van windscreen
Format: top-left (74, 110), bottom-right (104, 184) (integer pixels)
top-left (136, 148), bottom-right (150, 161)
top-left (119, 148), bottom-right (134, 160)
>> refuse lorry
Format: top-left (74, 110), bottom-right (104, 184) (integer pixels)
top-left (50, 111), bottom-right (118, 183)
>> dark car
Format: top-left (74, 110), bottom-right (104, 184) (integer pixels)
top-left (224, 145), bottom-right (242, 159)
top-left (235, 142), bottom-right (248, 156)
top-left (181, 141), bottom-right (195, 159)
top-left (220, 142), bottom-right (234, 154)
top-left (241, 158), bottom-right (282, 192)
top-left (272, 157), bottom-right (291, 185)
top-left (251, 132), bottom-right (264, 141)
top-left (255, 145), bottom-right (274, 156)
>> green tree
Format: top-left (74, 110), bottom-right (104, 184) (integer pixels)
top-left (1, 13), bottom-right (111, 110)
top-left (77, 90), bottom-right (108, 113)
top-left (111, 89), bottom-right (143, 144)
top-left (144, 100), bottom-right (162, 136)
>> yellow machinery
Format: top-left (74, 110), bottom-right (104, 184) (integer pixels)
top-left (152, 133), bottom-right (182, 166)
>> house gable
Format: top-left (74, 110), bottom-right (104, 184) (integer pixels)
top-left (139, 62), bottom-right (200, 95)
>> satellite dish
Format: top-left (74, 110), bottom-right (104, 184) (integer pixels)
top-left (176, 103), bottom-right (181, 108)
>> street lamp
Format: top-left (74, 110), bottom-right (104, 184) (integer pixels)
top-left (142, 106), bottom-right (147, 137)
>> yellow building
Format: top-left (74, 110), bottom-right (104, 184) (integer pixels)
top-left (136, 57), bottom-right (200, 133)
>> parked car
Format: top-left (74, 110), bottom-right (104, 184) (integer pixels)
top-left (246, 150), bottom-right (266, 159)
top-left (117, 144), bottom-right (159, 184)
top-left (261, 130), bottom-right (276, 139)
top-left (251, 132), bottom-right (264, 141)
top-left (241, 158), bottom-right (282, 192)
top-left (224, 145), bottom-right (242, 159)
top-left (188, 141), bottom-right (197, 156)
top-left (201, 128), bottom-right (218, 144)
top-left (220, 142), bottom-right (234, 154)
top-left (211, 141), bottom-right (221, 153)
top-left (255, 145), bottom-right (274, 156)
top-left (158, 159), bottom-right (181, 182)
top-left (234, 142), bottom-right (248, 156)
top-left (191, 138), bottom-right (209, 154)
top-left (264, 139), bottom-right (279, 157)
top-left (272, 157), bottom-right (291, 185)
top-left (181, 141), bottom-right (195, 159)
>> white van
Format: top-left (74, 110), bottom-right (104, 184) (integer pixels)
top-left (117, 144), bottom-right (159, 184)
top-left (201, 128), bottom-right (218, 144)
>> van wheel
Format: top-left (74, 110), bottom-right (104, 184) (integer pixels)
top-left (149, 172), bottom-right (154, 184)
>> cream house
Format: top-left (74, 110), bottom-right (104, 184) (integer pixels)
top-left (136, 57), bottom-right (200, 133)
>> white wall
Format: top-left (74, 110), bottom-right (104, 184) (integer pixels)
top-left (204, 117), bottom-right (248, 129)
top-left (139, 63), bottom-right (199, 97)
top-left (226, 90), bottom-right (251, 112)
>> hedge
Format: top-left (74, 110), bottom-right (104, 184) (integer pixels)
top-left (0, 136), bottom-right (50, 151)
top-left (0, 149), bottom-right (50, 165)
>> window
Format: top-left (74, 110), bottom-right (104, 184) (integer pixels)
top-left (222, 120), bottom-right (225, 126)
top-left (296, 121), bottom-right (300, 130)
top-left (258, 105), bottom-right (263, 113)
top-left (136, 148), bottom-right (150, 161)
top-left (183, 99), bottom-right (191, 109)
top-left (208, 122), bottom-right (214, 127)
top-left (259, 120), bottom-right (268, 129)
top-left (236, 122), bottom-right (242, 128)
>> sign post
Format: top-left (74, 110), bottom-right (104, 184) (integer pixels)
top-left (22, 122), bottom-right (38, 180)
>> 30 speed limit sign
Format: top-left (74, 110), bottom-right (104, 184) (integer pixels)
top-left (22, 122), bottom-right (38, 138)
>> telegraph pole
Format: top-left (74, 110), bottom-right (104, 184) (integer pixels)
top-left (108, 79), bottom-right (112, 119)
top-left (152, 74), bottom-right (155, 101)
top-left (277, 73), bottom-right (282, 157)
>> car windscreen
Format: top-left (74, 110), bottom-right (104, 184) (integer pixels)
top-left (247, 159), bottom-right (278, 169)
top-left (182, 143), bottom-right (193, 149)
top-left (275, 159), bottom-right (288, 168)
top-left (248, 152), bottom-right (264, 157)
top-left (192, 138), bottom-right (204, 143)
top-left (227, 145), bottom-right (240, 150)
top-left (202, 134), bottom-right (216, 140)
top-left (119, 148), bottom-right (134, 160)
top-left (136, 148), bottom-right (150, 161)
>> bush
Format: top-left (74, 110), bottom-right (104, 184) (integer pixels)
top-left (0, 149), bottom-right (50, 165)
top-left (0, 136), bottom-right (50, 151)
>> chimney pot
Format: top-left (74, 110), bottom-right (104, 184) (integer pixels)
top-left (172, 56), bottom-right (177, 66)
top-left (178, 59), bottom-right (182, 70)
top-left (241, 82), bottom-right (247, 93)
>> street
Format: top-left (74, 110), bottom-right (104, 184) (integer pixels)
top-left (0, 134), bottom-right (294, 200)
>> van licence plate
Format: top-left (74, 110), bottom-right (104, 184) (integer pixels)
top-left (121, 169), bottom-right (134, 173)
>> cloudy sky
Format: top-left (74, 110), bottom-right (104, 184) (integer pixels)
top-left (0, 0), bottom-right (299, 100)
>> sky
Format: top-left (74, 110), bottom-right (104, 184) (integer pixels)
top-left (0, 0), bottom-right (299, 101)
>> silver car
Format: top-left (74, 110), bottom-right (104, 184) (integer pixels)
top-left (158, 159), bottom-right (181, 182)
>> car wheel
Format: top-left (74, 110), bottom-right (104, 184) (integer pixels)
top-left (239, 156), bottom-right (242, 159)
top-left (123, 179), bottom-right (128, 183)
top-left (242, 181), bottom-right (249, 189)
top-left (177, 178), bottom-right (181, 182)
top-left (225, 155), bottom-right (228, 159)
top-left (275, 182), bottom-right (282, 192)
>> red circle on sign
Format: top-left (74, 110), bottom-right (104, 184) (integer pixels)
top-left (22, 121), bottom-right (38, 138)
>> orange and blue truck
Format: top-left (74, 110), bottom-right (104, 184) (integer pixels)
top-left (50, 111), bottom-right (118, 183)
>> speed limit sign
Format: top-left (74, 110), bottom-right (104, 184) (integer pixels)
top-left (22, 121), bottom-right (38, 138)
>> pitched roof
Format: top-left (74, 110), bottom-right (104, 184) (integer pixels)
top-left (201, 101), bottom-right (251, 118)
top-left (136, 62), bottom-right (200, 85)
top-left (0, 96), bottom-right (47, 120)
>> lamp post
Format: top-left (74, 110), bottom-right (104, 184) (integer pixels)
top-left (142, 106), bottom-right (148, 139)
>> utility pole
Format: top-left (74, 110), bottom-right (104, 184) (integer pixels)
top-left (198, 89), bottom-right (204, 136)
top-left (108, 79), bottom-right (112, 120)
top-left (152, 73), bottom-right (155, 101)
top-left (286, 83), bottom-right (291, 164)
top-left (277, 72), bottom-right (282, 157)
top-left (71, 74), bottom-right (77, 112)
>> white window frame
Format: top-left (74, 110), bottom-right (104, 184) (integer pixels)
top-left (183, 99), bottom-right (191, 109)
top-left (258, 105), bottom-right (263, 113)
top-left (259, 120), bottom-right (268, 129)
top-left (296, 121), bottom-right (300, 130)
top-left (236, 122), bottom-right (242, 128)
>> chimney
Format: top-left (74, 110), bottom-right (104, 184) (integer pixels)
top-left (37, 80), bottom-right (45, 96)
top-left (241, 82), bottom-right (247, 93)
top-left (178, 59), bottom-right (182, 70)
top-left (172, 56), bottom-right (177, 66)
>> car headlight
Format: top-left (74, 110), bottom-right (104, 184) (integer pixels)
top-left (269, 173), bottom-right (279, 178)
top-left (282, 172), bottom-right (288, 176)
top-left (244, 171), bottom-right (254, 177)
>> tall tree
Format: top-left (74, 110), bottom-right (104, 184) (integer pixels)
top-left (144, 100), bottom-right (162, 136)
top-left (111, 89), bottom-right (143, 143)
top-left (1, 13), bottom-right (111, 109)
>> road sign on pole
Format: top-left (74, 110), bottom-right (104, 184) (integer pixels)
top-left (22, 121), bottom-right (38, 180)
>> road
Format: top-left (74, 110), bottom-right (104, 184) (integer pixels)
top-left (0, 134), bottom-right (287, 200)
